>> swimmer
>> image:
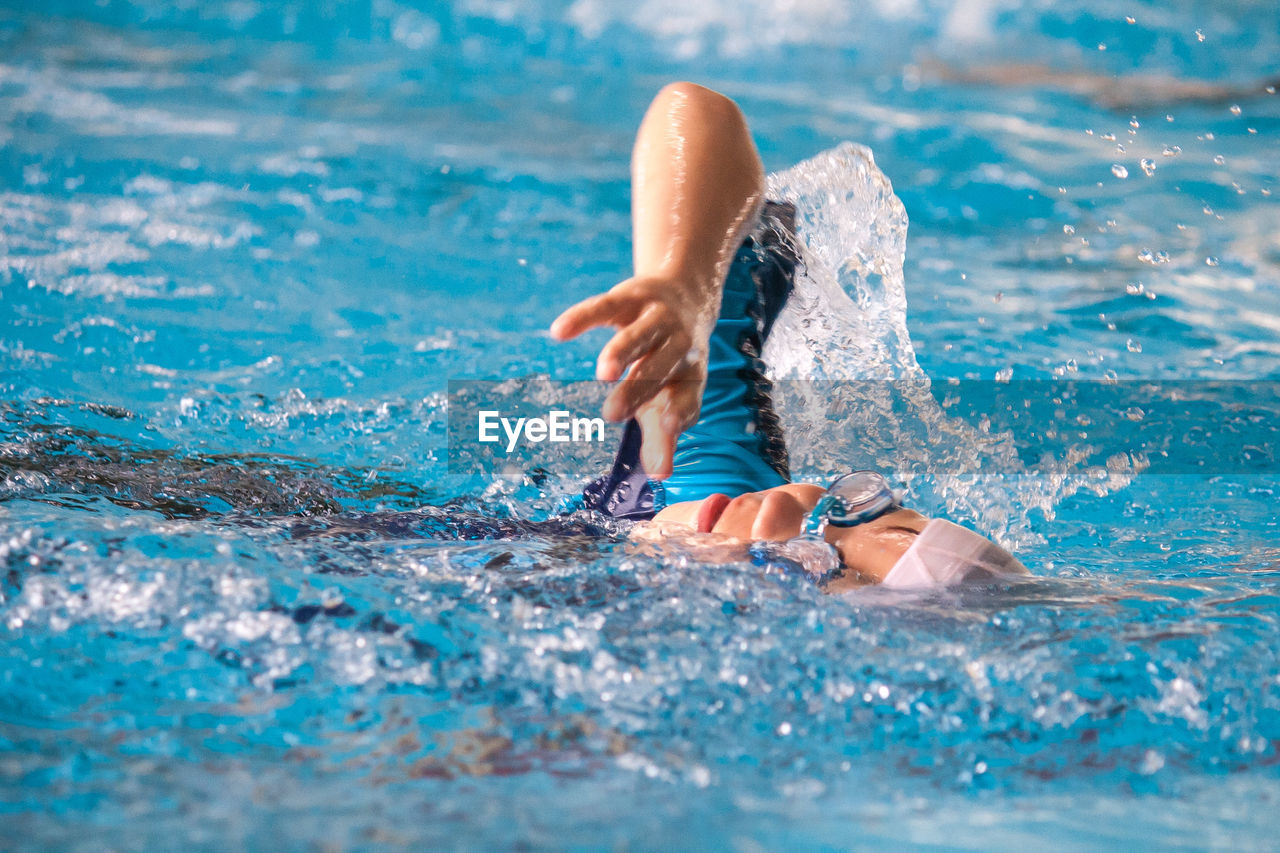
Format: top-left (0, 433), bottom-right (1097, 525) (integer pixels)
top-left (553, 82), bottom-right (1028, 592)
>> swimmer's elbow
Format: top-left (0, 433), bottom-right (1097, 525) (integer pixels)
top-left (656, 81), bottom-right (738, 113)
top-left (652, 81), bottom-right (762, 175)
top-left (655, 82), bottom-right (752, 133)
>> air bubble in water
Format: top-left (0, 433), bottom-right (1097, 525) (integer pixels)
top-left (1230, 104), bottom-right (1242, 116)
top-left (1126, 339), bottom-right (1142, 352)
top-left (1213, 154), bottom-right (1226, 165)
top-left (1163, 145), bottom-right (1180, 157)
top-left (1111, 164), bottom-right (1129, 179)
top-left (1140, 159), bottom-right (1156, 177)
top-left (1195, 28), bottom-right (1205, 42)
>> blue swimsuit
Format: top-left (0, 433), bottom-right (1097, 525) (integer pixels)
top-left (581, 202), bottom-right (799, 521)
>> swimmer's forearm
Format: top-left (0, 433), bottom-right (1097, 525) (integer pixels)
top-left (549, 83), bottom-right (764, 479)
top-left (631, 82), bottom-right (765, 337)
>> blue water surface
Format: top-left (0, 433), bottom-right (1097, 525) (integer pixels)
top-left (3, 0), bottom-right (1280, 849)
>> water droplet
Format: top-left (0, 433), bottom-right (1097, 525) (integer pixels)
top-left (1162, 145), bottom-right (1181, 157)
top-left (1063, 224), bottom-right (1076, 235)
top-left (1213, 154), bottom-right (1226, 165)
top-left (1126, 339), bottom-right (1142, 352)
top-left (1066, 358), bottom-right (1079, 373)
top-left (1140, 158), bottom-right (1156, 176)
top-left (1205, 256), bottom-right (1219, 266)
top-left (1111, 164), bottom-right (1129, 179)
top-left (1230, 104), bottom-right (1242, 116)
top-left (777, 721), bottom-right (792, 735)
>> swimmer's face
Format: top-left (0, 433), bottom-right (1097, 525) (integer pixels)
top-left (650, 483), bottom-right (928, 591)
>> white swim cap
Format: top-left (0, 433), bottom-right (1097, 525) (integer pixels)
top-left (881, 519), bottom-right (1029, 589)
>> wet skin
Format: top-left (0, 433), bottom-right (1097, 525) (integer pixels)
top-left (650, 483), bottom-right (929, 590)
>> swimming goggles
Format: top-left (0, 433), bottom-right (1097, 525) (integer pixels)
top-left (802, 470), bottom-right (901, 535)
top-left (750, 470), bottom-right (901, 581)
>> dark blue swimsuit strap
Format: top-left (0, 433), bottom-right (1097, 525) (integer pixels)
top-left (582, 201), bottom-right (799, 521)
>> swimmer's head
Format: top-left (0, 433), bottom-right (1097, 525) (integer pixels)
top-left (650, 482), bottom-right (1027, 591)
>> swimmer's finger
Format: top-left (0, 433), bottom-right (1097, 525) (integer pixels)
top-left (549, 292), bottom-right (638, 340)
top-left (636, 378), bottom-right (704, 479)
top-left (664, 379), bottom-right (703, 435)
top-left (635, 392), bottom-right (678, 479)
top-left (601, 337), bottom-right (687, 421)
top-left (595, 305), bottom-right (667, 381)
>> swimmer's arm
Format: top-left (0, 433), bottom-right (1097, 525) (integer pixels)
top-left (551, 81), bottom-right (764, 480)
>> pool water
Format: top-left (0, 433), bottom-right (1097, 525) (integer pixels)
top-left (3, 0), bottom-right (1280, 848)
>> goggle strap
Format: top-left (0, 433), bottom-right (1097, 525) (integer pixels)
top-left (803, 495), bottom-right (837, 536)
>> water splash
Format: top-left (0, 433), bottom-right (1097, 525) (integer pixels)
top-left (763, 143), bottom-right (1145, 544)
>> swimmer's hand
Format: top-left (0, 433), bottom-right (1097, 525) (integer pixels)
top-left (550, 82), bottom-right (764, 480)
top-left (550, 272), bottom-right (713, 480)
